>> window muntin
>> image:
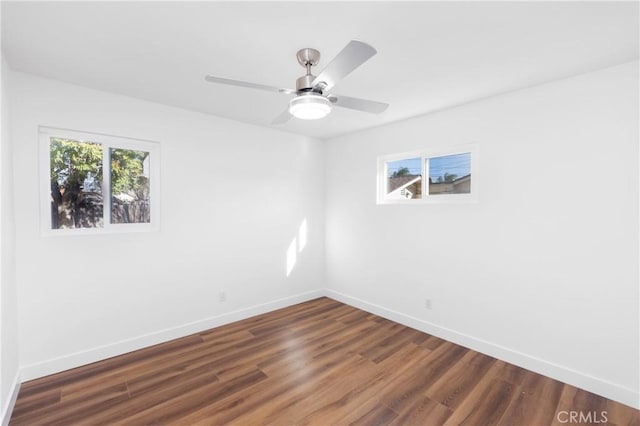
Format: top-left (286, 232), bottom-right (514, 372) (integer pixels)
top-left (41, 128), bottom-right (159, 234)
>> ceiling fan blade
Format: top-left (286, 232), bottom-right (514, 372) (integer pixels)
top-left (205, 75), bottom-right (295, 95)
top-left (270, 109), bottom-right (292, 125)
top-left (328, 94), bottom-right (388, 114)
top-left (311, 40), bottom-right (377, 92)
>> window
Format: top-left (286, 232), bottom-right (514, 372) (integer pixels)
top-left (377, 145), bottom-right (477, 204)
top-left (40, 127), bottom-right (159, 234)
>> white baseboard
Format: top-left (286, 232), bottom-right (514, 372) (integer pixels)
top-left (324, 288), bottom-right (640, 410)
top-left (1, 370), bottom-right (21, 426)
top-left (20, 289), bottom-right (324, 382)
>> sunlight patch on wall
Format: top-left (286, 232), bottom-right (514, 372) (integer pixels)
top-left (286, 237), bottom-right (297, 277)
top-left (286, 218), bottom-right (308, 277)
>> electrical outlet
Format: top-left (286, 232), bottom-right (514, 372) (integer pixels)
top-left (425, 298), bottom-right (432, 310)
top-left (219, 291), bottom-right (227, 302)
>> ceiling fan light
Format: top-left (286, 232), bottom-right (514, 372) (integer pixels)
top-left (289, 94), bottom-right (332, 120)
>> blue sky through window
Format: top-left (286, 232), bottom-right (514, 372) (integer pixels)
top-left (387, 153), bottom-right (471, 180)
top-left (387, 157), bottom-right (421, 177)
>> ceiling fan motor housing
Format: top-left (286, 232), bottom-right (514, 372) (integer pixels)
top-left (295, 48), bottom-right (323, 93)
top-left (296, 74), bottom-right (320, 92)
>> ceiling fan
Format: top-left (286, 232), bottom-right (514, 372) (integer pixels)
top-left (204, 40), bottom-right (389, 124)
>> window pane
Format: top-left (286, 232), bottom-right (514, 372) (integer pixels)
top-left (111, 148), bottom-right (150, 224)
top-left (386, 157), bottom-right (422, 199)
top-left (428, 152), bottom-right (471, 195)
top-left (49, 138), bottom-right (104, 229)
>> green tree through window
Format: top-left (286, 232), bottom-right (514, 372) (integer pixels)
top-left (111, 149), bottom-right (150, 224)
top-left (49, 138), bottom-right (152, 229)
top-left (50, 138), bottom-right (104, 229)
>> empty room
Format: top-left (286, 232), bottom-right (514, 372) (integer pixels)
top-left (0, 1), bottom-right (638, 424)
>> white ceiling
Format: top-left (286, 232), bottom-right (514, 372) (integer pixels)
top-left (2, 1), bottom-right (638, 140)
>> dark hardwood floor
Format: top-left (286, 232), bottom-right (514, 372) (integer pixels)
top-left (9, 297), bottom-right (639, 425)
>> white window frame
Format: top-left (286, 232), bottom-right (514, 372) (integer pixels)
top-left (377, 144), bottom-right (478, 205)
top-left (39, 126), bottom-right (160, 236)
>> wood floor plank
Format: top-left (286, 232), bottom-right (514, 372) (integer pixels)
top-left (184, 354), bottom-right (373, 425)
top-left (378, 342), bottom-right (469, 413)
top-left (519, 370), bottom-right (566, 403)
top-left (333, 307), bottom-right (374, 324)
top-left (497, 387), bottom-right (560, 426)
top-left (264, 355), bottom-right (382, 425)
top-left (310, 319), bottom-right (401, 362)
top-left (247, 300), bottom-right (346, 337)
top-left (491, 359), bottom-right (530, 386)
top-left (350, 404), bottom-right (399, 426)
top-left (9, 297), bottom-right (639, 425)
top-left (389, 395), bottom-right (453, 426)
top-left (606, 399), bottom-right (640, 426)
top-left (424, 349), bottom-right (496, 410)
top-left (185, 324), bottom-right (416, 424)
top-left (289, 343), bottom-right (432, 425)
top-left (420, 335), bottom-right (447, 351)
top-left (445, 377), bottom-right (518, 425)
top-left (256, 320), bottom-right (377, 376)
top-left (198, 298), bottom-right (340, 341)
top-left (55, 333), bottom-right (212, 396)
top-left (8, 389), bottom-right (61, 421)
top-left (76, 369), bottom-right (221, 425)
top-left (360, 326), bottom-right (424, 364)
top-left (178, 319), bottom-right (385, 423)
top-left (125, 357), bottom-right (219, 396)
top-left (118, 368), bottom-right (267, 425)
top-left (18, 334), bottom-right (205, 399)
top-left (56, 332), bottom-right (235, 398)
top-left (15, 383), bottom-right (130, 426)
top-left (319, 344), bottom-right (436, 425)
top-left (549, 384), bottom-right (616, 426)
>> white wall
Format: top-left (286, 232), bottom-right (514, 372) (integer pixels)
top-left (10, 71), bottom-right (325, 379)
top-left (324, 61), bottom-right (639, 408)
top-left (0, 56), bottom-right (19, 423)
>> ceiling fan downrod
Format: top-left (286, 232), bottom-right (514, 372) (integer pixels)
top-left (295, 48), bottom-right (322, 93)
